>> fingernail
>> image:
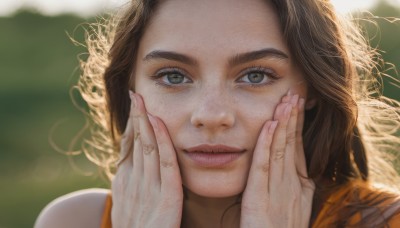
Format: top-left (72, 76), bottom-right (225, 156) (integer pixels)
top-left (287, 89), bottom-right (292, 96)
top-left (269, 121), bottom-right (278, 134)
top-left (147, 113), bottom-right (158, 130)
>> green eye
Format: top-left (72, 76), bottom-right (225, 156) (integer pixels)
top-left (167, 73), bottom-right (185, 84)
top-left (236, 66), bottom-right (280, 88)
top-left (152, 67), bottom-right (192, 87)
top-left (247, 72), bottom-right (265, 83)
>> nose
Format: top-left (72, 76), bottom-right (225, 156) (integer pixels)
top-left (190, 90), bottom-right (235, 132)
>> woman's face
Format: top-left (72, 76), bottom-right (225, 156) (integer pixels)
top-left (134, 0), bottom-right (308, 197)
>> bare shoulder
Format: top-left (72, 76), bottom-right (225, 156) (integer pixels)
top-left (34, 188), bottom-right (110, 228)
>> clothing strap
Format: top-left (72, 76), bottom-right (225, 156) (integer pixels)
top-left (101, 192), bottom-right (112, 228)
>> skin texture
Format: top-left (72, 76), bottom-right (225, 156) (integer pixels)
top-left (135, 0), bottom-right (307, 197)
top-left (111, 0), bottom-right (315, 227)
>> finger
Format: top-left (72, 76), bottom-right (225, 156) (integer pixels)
top-left (284, 94), bottom-right (299, 175)
top-left (246, 120), bottom-right (278, 195)
top-left (118, 92), bottom-right (135, 168)
top-left (130, 92), bottom-right (143, 177)
top-left (281, 95), bottom-right (291, 103)
top-left (281, 90), bottom-right (291, 103)
top-left (148, 115), bottom-right (182, 194)
top-left (295, 98), bottom-right (308, 178)
top-left (270, 101), bottom-right (292, 181)
top-left (133, 93), bottom-right (160, 187)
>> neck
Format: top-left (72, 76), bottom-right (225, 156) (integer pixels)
top-left (181, 187), bottom-right (241, 228)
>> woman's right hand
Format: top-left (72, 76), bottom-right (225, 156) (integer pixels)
top-left (111, 91), bottom-right (183, 228)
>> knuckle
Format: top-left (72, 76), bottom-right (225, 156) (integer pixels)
top-left (256, 162), bottom-right (270, 173)
top-left (142, 143), bottom-right (156, 155)
top-left (273, 148), bottom-right (285, 160)
top-left (160, 159), bottom-right (174, 168)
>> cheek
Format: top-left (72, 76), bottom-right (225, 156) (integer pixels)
top-left (141, 94), bottom-right (180, 119)
top-left (139, 92), bottom-right (187, 138)
top-left (233, 93), bottom-right (280, 145)
top-left (234, 90), bottom-right (282, 120)
top-left (288, 68), bottom-right (308, 99)
top-left (291, 81), bottom-right (308, 99)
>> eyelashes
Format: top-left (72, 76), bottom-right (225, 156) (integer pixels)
top-left (236, 66), bottom-right (280, 88)
top-left (149, 65), bottom-right (281, 89)
top-left (149, 67), bottom-right (192, 89)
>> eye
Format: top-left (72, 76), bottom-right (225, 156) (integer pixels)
top-left (151, 67), bottom-right (192, 86)
top-left (236, 66), bottom-right (279, 87)
top-left (165, 73), bottom-right (186, 84)
top-left (245, 72), bottom-right (265, 83)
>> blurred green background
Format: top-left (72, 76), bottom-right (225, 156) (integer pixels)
top-left (0, 1), bottom-right (399, 227)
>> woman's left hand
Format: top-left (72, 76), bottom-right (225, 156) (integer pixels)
top-left (240, 94), bottom-right (315, 228)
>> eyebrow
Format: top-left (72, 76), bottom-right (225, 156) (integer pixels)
top-left (143, 50), bottom-right (198, 65)
top-left (229, 48), bottom-right (289, 66)
top-left (142, 48), bottom-right (289, 66)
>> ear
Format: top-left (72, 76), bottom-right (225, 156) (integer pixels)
top-left (305, 98), bottom-right (317, 110)
top-left (305, 88), bottom-right (317, 110)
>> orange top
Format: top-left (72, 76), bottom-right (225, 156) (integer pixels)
top-left (312, 180), bottom-right (400, 227)
top-left (101, 181), bottom-right (400, 228)
top-left (101, 193), bottom-right (112, 228)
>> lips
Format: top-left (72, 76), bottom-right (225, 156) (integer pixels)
top-left (183, 144), bottom-right (246, 167)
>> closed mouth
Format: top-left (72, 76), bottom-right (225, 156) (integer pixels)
top-left (183, 144), bottom-right (246, 167)
top-left (184, 144), bottom-right (246, 154)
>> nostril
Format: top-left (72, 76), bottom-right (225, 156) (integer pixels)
top-left (190, 111), bottom-right (235, 130)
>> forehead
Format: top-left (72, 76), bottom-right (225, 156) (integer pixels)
top-left (138, 0), bottom-right (288, 60)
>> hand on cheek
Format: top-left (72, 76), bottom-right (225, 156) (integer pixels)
top-left (111, 91), bottom-right (183, 228)
top-left (241, 93), bottom-right (315, 228)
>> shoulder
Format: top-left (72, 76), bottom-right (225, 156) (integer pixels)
top-left (34, 188), bottom-right (110, 228)
top-left (345, 181), bottom-right (400, 214)
top-left (314, 180), bottom-right (400, 227)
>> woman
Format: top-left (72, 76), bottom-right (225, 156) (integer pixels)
top-left (35, 0), bottom-right (400, 227)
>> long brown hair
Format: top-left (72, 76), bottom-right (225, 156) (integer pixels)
top-left (75, 0), bottom-right (400, 226)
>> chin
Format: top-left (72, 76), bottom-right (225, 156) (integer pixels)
top-left (181, 170), bottom-right (248, 198)
top-left (184, 182), bottom-right (244, 198)
top-left (186, 185), bottom-right (243, 198)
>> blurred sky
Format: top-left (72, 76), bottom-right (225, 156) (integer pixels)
top-left (0, 0), bottom-right (399, 17)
